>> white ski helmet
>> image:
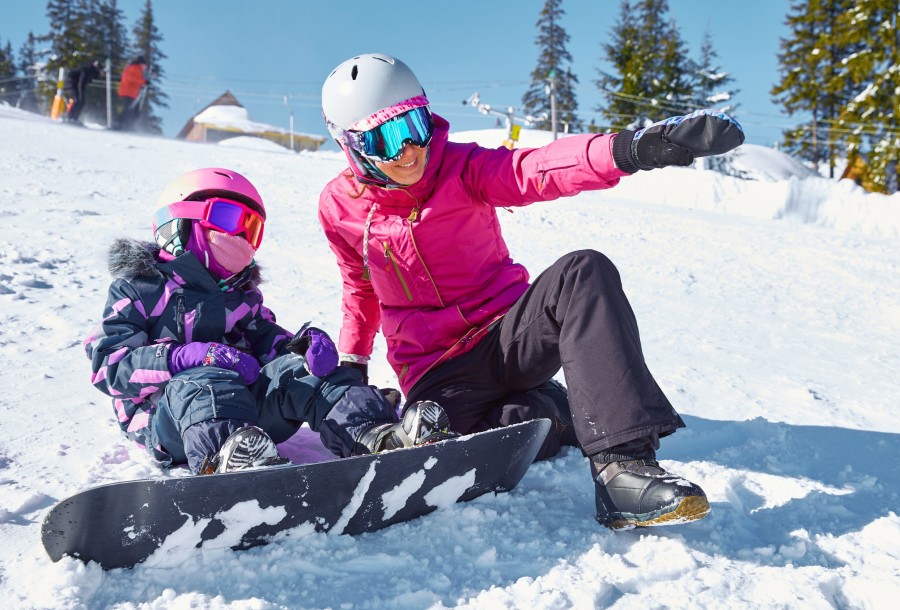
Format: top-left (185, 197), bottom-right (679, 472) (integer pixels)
top-left (322, 53), bottom-right (428, 133)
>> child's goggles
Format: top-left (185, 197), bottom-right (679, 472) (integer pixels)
top-left (154, 198), bottom-right (265, 249)
top-left (343, 106), bottom-right (434, 163)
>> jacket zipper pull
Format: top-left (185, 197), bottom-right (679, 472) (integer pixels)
top-left (383, 242), bottom-right (392, 270)
top-left (408, 208), bottom-right (419, 222)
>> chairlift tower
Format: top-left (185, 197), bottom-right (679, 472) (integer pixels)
top-left (463, 93), bottom-right (547, 149)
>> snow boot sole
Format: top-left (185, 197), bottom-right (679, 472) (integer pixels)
top-left (601, 494), bottom-right (710, 530)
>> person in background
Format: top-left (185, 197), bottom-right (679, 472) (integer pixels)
top-left (84, 167), bottom-right (456, 475)
top-left (115, 55), bottom-right (148, 131)
top-left (63, 59), bottom-right (103, 124)
top-left (318, 53), bottom-right (745, 529)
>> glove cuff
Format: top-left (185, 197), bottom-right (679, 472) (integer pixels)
top-left (612, 131), bottom-right (641, 174)
top-left (339, 361), bottom-right (369, 384)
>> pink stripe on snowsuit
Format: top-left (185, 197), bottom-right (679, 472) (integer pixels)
top-left (127, 411), bottom-right (150, 433)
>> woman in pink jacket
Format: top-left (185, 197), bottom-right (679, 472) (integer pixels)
top-left (318, 53), bottom-right (744, 529)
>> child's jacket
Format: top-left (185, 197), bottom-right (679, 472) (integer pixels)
top-left (84, 239), bottom-right (292, 456)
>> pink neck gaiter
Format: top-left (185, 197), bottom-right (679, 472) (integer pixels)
top-left (186, 229), bottom-right (256, 279)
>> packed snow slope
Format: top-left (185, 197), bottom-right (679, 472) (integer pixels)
top-left (1, 106), bottom-right (898, 609)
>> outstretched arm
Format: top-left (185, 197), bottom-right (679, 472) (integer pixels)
top-left (463, 109), bottom-right (744, 207)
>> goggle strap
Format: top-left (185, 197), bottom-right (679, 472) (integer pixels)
top-left (155, 199), bottom-right (264, 248)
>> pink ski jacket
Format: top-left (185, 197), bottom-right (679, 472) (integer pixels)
top-left (318, 115), bottom-right (628, 393)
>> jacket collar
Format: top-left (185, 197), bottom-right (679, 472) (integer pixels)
top-left (160, 252), bottom-right (260, 291)
top-left (107, 238), bottom-right (260, 291)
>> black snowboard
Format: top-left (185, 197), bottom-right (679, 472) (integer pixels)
top-left (42, 418), bottom-right (550, 570)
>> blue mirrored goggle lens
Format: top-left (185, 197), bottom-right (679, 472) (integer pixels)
top-left (205, 200), bottom-right (264, 247)
top-left (207, 201), bottom-right (244, 231)
top-left (354, 106), bottom-right (433, 162)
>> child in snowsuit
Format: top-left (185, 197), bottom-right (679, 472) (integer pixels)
top-left (84, 167), bottom-right (454, 474)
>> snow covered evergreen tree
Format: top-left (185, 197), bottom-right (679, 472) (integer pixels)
top-left (596, 0), bottom-right (693, 132)
top-left (772, 0), bottom-right (857, 178)
top-left (43, 0), bottom-right (82, 74)
top-left (94, 0), bottom-right (130, 74)
top-left (833, 0), bottom-right (900, 192)
top-left (522, 0), bottom-right (580, 133)
top-left (692, 28), bottom-right (744, 177)
top-left (693, 28), bottom-right (739, 113)
top-left (0, 38), bottom-right (15, 79)
top-left (130, 0), bottom-right (167, 134)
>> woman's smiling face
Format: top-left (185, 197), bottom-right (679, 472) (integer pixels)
top-left (373, 143), bottom-right (428, 186)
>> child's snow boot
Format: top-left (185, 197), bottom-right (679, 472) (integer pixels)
top-left (201, 425), bottom-right (290, 474)
top-left (355, 400), bottom-right (459, 454)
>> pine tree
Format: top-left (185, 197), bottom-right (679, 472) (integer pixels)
top-left (0, 37), bottom-right (17, 105)
top-left (95, 0), bottom-right (130, 72)
top-left (40, 0), bottom-right (88, 105)
top-left (833, 0), bottom-right (900, 192)
top-left (594, 0), bottom-right (641, 132)
top-left (17, 32), bottom-right (43, 113)
top-left (18, 32), bottom-right (42, 78)
top-left (596, 0), bottom-right (693, 131)
top-left (0, 39), bottom-right (15, 77)
top-left (688, 28), bottom-right (744, 176)
top-left (654, 11), bottom-right (695, 113)
top-left (130, 0), bottom-right (167, 134)
top-left (771, 0), bottom-right (856, 177)
top-left (693, 28), bottom-right (739, 113)
top-left (522, 0), bottom-right (580, 133)
top-left (43, 0), bottom-right (81, 71)
top-left (37, 0), bottom-right (133, 121)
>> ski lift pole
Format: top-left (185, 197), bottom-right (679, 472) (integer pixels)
top-left (106, 58), bottom-right (112, 128)
top-left (463, 93), bottom-right (525, 149)
top-left (502, 107), bottom-right (518, 150)
top-left (284, 95), bottom-right (294, 152)
top-left (50, 67), bottom-right (66, 120)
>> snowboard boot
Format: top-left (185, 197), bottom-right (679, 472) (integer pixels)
top-left (355, 400), bottom-right (460, 454)
top-left (200, 425), bottom-right (290, 474)
top-left (591, 456), bottom-right (710, 529)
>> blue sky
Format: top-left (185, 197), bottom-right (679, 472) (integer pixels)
top-left (3, 1), bottom-right (790, 147)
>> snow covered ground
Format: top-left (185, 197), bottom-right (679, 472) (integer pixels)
top-left (1, 105), bottom-right (898, 609)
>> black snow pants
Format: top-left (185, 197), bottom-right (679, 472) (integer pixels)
top-left (405, 250), bottom-right (685, 459)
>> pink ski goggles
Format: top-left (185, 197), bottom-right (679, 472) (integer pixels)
top-left (155, 198), bottom-right (265, 248)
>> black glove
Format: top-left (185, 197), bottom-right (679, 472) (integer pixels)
top-left (612, 109), bottom-right (745, 173)
top-left (378, 387), bottom-right (402, 409)
top-left (340, 361), bottom-right (369, 385)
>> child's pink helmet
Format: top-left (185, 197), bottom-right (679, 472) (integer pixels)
top-left (152, 168), bottom-right (266, 256)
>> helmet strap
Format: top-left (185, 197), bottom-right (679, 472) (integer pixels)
top-left (345, 147), bottom-right (395, 187)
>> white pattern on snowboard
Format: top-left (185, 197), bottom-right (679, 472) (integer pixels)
top-left (141, 501), bottom-right (287, 567)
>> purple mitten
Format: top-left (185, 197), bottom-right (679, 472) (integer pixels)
top-left (304, 329), bottom-right (338, 377)
top-left (285, 326), bottom-right (338, 377)
top-left (168, 342), bottom-right (212, 375)
top-left (206, 342), bottom-right (261, 385)
top-left (168, 342), bottom-right (260, 385)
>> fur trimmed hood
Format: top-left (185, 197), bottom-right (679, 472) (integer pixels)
top-left (107, 238), bottom-right (263, 289)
